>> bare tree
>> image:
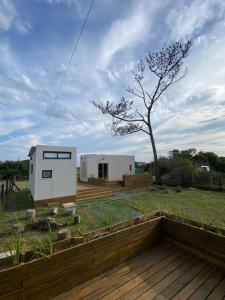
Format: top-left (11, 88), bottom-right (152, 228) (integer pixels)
top-left (92, 41), bottom-right (191, 183)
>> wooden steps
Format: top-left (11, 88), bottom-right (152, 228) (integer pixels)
top-left (105, 181), bottom-right (124, 187)
top-left (76, 186), bottom-right (123, 202)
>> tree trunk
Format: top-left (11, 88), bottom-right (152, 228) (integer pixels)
top-left (148, 123), bottom-right (160, 184)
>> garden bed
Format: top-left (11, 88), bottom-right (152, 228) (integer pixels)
top-left (0, 213), bottom-right (225, 299)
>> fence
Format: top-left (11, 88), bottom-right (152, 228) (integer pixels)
top-left (161, 173), bottom-right (225, 191)
top-left (0, 180), bottom-right (20, 205)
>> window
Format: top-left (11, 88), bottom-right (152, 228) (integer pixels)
top-left (42, 170), bottom-right (52, 178)
top-left (58, 152), bottom-right (71, 159)
top-left (129, 165), bottom-right (132, 171)
top-left (43, 152), bottom-right (57, 159)
top-left (30, 164), bottom-right (33, 174)
top-left (43, 151), bottom-right (71, 159)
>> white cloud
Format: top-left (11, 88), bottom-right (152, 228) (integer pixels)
top-left (0, 134), bottom-right (40, 160)
top-left (167, 0), bottom-right (225, 40)
top-left (0, 0), bottom-right (225, 162)
top-left (0, 0), bottom-right (31, 33)
top-left (99, 0), bottom-right (162, 68)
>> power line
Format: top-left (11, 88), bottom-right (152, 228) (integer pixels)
top-left (40, 0), bottom-right (95, 139)
top-left (56, 0), bottom-right (95, 99)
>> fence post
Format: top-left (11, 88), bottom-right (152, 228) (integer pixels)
top-left (0, 184), bottom-right (4, 201)
top-left (5, 180), bottom-right (9, 196)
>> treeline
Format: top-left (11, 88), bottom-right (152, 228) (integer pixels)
top-left (146, 149), bottom-right (225, 186)
top-left (0, 160), bottom-right (29, 180)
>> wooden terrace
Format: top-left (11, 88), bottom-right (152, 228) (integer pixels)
top-left (1, 216), bottom-right (225, 300)
top-left (53, 243), bottom-right (225, 300)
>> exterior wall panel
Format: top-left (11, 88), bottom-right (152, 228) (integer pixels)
top-left (80, 154), bottom-right (135, 182)
top-left (29, 145), bottom-right (76, 202)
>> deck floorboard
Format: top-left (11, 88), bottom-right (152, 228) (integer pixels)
top-left (52, 243), bottom-right (225, 300)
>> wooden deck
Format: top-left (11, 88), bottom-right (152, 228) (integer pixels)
top-left (52, 243), bottom-right (225, 300)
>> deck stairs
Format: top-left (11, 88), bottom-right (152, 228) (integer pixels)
top-left (76, 182), bottom-right (124, 202)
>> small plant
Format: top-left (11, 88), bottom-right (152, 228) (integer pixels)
top-left (136, 204), bottom-right (149, 220)
top-left (6, 234), bottom-right (25, 266)
top-left (104, 212), bottom-right (113, 231)
top-left (199, 216), bottom-right (216, 231)
top-left (128, 210), bottom-right (136, 224)
top-left (156, 203), bottom-right (165, 216)
top-left (32, 222), bottom-right (54, 257)
top-left (77, 225), bottom-right (86, 239)
top-left (45, 225), bottom-right (54, 255)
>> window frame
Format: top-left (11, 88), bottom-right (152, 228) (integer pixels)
top-left (42, 170), bottom-right (52, 179)
top-left (43, 151), bottom-right (71, 159)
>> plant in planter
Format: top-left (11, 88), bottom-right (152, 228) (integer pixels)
top-left (77, 225), bottom-right (86, 241)
top-left (104, 212), bottom-right (113, 231)
top-left (29, 223), bottom-right (55, 260)
top-left (156, 203), bottom-right (167, 216)
top-left (128, 210), bottom-right (136, 225)
top-left (6, 234), bottom-right (25, 266)
top-left (135, 204), bottom-right (150, 222)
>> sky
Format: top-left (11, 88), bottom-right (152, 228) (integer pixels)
top-left (0, 0), bottom-right (225, 162)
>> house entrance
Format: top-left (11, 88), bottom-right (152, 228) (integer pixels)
top-left (98, 163), bottom-right (108, 179)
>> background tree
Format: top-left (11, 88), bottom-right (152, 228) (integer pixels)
top-left (0, 160), bottom-right (29, 180)
top-left (92, 41), bottom-right (191, 182)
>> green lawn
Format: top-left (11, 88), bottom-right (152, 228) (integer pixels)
top-left (0, 185), bottom-right (225, 250)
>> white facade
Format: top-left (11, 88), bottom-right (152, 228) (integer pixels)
top-left (80, 154), bottom-right (135, 182)
top-left (28, 145), bottom-right (76, 201)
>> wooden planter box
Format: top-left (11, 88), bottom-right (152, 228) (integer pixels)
top-left (123, 174), bottom-right (153, 187)
top-left (162, 217), bottom-right (225, 269)
top-left (0, 217), bottom-right (162, 300)
top-left (0, 215), bottom-right (225, 300)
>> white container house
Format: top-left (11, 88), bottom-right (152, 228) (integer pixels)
top-left (28, 145), bottom-right (76, 205)
top-left (80, 154), bottom-right (135, 182)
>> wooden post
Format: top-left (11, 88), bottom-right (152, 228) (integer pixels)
top-left (5, 180), bottom-right (8, 196)
top-left (0, 184), bottom-right (4, 199)
top-left (9, 180), bottom-right (12, 192)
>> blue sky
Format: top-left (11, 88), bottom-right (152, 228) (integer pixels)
top-left (0, 0), bottom-right (225, 162)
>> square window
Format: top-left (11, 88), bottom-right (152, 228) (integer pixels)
top-left (42, 170), bottom-right (52, 178)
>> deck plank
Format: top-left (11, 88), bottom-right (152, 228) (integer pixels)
top-left (139, 258), bottom-right (206, 300)
top-left (51, 243), bottom-right (225, 300)
top-left (206, 276), bottom-right (225, 300)
top-left (53, 243), bottom-right (173, 300)
top-left (85, 248), bottom-right (181, 300)
top-left (189, 269), bottom-right (225, 300)
top-left (156, 260), bottom-right (215, 300)
top-left (119, 253), bottom-right (191, 300)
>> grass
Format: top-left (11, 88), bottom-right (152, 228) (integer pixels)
top-left (0, 183), bottom-right (225, 250)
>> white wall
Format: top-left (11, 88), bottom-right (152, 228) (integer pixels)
top-left (29, 150), bottom-right (36, 197)
top-left (80, 154), bottom-right (135, 182)
top-left (29, 145), bottom-right (76, 201)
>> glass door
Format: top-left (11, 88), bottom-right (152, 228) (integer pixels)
top-left (98, 163), bottom-right (108, 179)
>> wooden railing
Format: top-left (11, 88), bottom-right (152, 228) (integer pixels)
top-left (0, 215), bottom-right (225, 300)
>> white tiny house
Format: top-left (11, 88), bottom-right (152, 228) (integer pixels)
top-left (80, 154), bottom-right (135, 182)
top-left (28, 145), bottom-right (76, 206)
